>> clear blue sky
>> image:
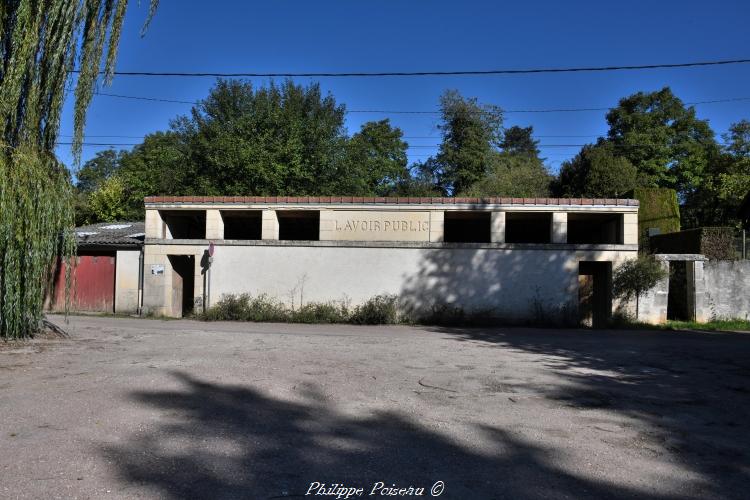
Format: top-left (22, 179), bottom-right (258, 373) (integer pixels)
top-left (56, 0), bottom-right (750, 175)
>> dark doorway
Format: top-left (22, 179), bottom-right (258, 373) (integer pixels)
top-left (667, 261), bottom-right (690, 320)
top-left (168, 255), bottom-right (195, 317)
top-left (578, 261), bottom-right (613, 328)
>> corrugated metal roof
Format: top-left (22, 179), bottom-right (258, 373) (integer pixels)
top-left (75, 221), bottom-right (144, 248)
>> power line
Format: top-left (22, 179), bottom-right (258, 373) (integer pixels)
top-left (88, 90), bottom-right (750, 114)
top-left (71, 57), bottom-right (750, 78)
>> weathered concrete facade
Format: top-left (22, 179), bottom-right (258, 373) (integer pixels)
top-left (142, 197), bottom-right (639, 323)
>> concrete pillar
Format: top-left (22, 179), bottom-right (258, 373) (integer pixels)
top-left (622, 212), bottom-right (638, 245)
top-left (637, 260), bottom-right (670, 324)
top-left (691, 260), bottom-right (709, 323)
top-left (145, 209), bottom-right (165, 239)
top-left (319, 209), bottom-right (334, 241)
top-left (429, 211), bottom-right (444, 242)
top-left (551, 212), bottom-right (567, 244)
top-left (490, 212), bottom-right (505, 243)
top-left (205, 209), bottom-right (224, 239)
top-left (262, 210), bottom-right (279, 240)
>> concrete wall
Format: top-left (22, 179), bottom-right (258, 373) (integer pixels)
top-left (699, 260), bottom-right (750, 321)
top-left (633, 260), bottom-right (670, 324)
top-left (115, 250), bottom-right (140, 314)
top-left (141, 242), bottom-right (636, 321)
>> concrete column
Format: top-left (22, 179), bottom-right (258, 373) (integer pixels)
top-left (429, 211), bottom-right (444, 242)
top-left (319, 209), bottom-right (334, 241)
top-left (205, 209), bottom-right (224, 239)
top-left (194, 254), bottom-right (205, 313)
top-left (262, 210), bottom-right (279, 240)
top-left (622, 212), bottom-right (638, 245)
top-left (637, 260), bottom-right (670, 324)
top-left (551, 212), bottom-right (567, 244)
top-left (490, 212), bottom-right (506, 243)
top-left (145, 209), bottom-right (165, 239)
top-left (691, 261), bottom-right (709, 323)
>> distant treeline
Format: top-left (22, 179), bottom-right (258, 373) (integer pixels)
top-left (75, 80), bottom-right (750, 229)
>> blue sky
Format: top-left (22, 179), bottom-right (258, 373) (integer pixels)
top-left (56, 0), bottom-right (750, 175)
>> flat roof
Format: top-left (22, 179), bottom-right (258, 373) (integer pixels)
top-left (145, 196), bottom-right (638, 207)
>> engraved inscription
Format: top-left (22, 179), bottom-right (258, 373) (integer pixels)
top-left (323, 211), bottom-right (431, 242)
top-left (334, 219), bottom-right (429, 232)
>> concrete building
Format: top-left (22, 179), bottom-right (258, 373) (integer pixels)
top-left (48, 222), bottom-right (144, 314)
top-left (141, 197), bottom-right (639, 326)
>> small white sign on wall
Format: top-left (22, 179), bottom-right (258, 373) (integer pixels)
top-left (151, 264), bottom-right (165, 275)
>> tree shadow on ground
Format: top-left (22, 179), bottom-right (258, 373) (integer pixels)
top-left (103, 370), bottom-right (689, 500)
top-left (423, 325), bottom-right (750, 499)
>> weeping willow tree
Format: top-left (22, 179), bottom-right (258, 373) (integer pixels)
top-left (0, 1), bottom-right (157, 339)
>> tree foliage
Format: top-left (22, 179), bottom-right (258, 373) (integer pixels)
top-left (0, 0), bottom-right (157, 339)
top-left (500, 126), bottom-right (540, 158)
top-left (682, 119), bottom-right (750, 228)
top-left (88, 176), bottom-right (129, 222)
top-left (340, 119), bottom-right (409, 196)
top-left (462, 153), bottom-right (551, 197)
top-left (76, 149), bottom-right (123, 192)
top-left (605, 87), bottom-right (718, 195)
top-left (433, 90), bottom-right (504, 194)
top-left (554, 143), bottom-right (638, 198)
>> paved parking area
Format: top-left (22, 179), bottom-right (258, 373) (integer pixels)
top-left (1, 315), bottom-right (749, 499)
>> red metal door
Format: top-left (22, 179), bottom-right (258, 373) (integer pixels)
top-left (49, 253), bottom-right (116, 312)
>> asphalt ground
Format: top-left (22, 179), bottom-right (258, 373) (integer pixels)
top-left (1, 315), bottom-right (749, 499)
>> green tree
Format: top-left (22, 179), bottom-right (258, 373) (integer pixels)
top-left (185, 79), bottom-right (347, 196)
top-left (76, 149), bottom-right (123, 193)
top-left (500, 125), bottom-right (540, 158)
top-left (682, 120), bottom-right (750, 227)
top-left (613, 256), bottom-right (668, 321)
top-left (433, 90), bottom-right (503, 193)
top-left (605, 87), bottom-right (718, 195)
top-left (88, 177), bottom-right (128, 222)
top-left (462, 153), bottom-right (551, 197)
top-left (116, 131), bottom-right (193, 219)
top-left (0, 1), bottom-right (157, 339)
top-left (554, 143), bottom-right (638, 197)
top-left (339, 120), bottom-right (409, 196)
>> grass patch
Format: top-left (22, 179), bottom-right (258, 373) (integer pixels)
top-left (663, 319), bottom-right (750, 332)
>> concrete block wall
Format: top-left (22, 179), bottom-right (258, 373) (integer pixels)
top-left (205, 209), bottom-right (224, 239)
top-left (114, 250), bottom-right (140, 314)
top-left (622, 213), bottom-right (638, 245)
top-left (142, 244), bottom-right (204, 317)
top-left (551, 212), bottom-right (567, 243)
top-left (635, 259), bottom-right (670, 324)
top-left (262, 210), bottom-right (279, 240)
top-left (490, 212), bottom-right (505, 243)
top-left (699, 260), bottom-right (750, 321)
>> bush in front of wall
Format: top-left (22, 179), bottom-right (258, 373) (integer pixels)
top-left (350, 295), bottom-right (399, 325)
top-left (201, 293), bottom-right (400, 325)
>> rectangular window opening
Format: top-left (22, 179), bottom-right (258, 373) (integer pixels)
top-left (505, 212), bottom-right (552, 243)
top-left (278, 211), bottom-right (320, 241)
top-left (568, 213), bottom-right (623, 244)
top-left (161, 211), bottom-right (206, 239)
top-left (221, 210), bottom-right (262, 240)
top-left (443, 211), bottom-right (491, 243)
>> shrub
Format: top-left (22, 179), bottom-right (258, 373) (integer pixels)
top-left (292, 301), bottom-right (350, 324)
top-left (350, 295), bottom-right (399, 325)
top-left (613, 256), bottom-right (668, 320)
top-left (201, 293), bottom-right (398, 325)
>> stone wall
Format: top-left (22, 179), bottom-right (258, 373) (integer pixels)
top-left (699, 260), bottom-right (750, 321)
top-left (114, 250), bottom-right (141, 314)
top-left (196, 243), bottom-right (635, 323)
